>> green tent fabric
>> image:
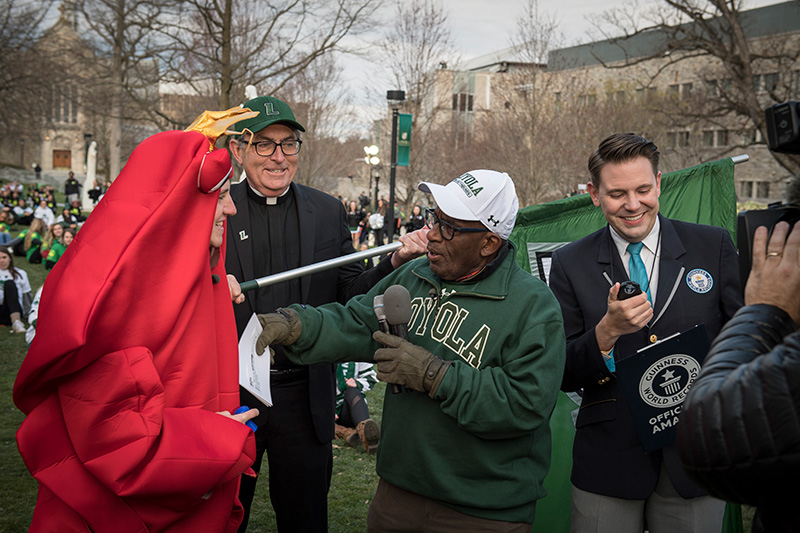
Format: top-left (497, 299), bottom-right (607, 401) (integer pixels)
top-left (511, 157), bottom-right (742, 533)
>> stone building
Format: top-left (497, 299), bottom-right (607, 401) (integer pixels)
top-left (416, 1), bottom-right (800, 204)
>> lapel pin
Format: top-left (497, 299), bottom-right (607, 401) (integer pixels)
top-left (239, 230), bottom-right (249, 241)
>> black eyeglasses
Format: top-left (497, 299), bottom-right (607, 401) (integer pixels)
top-left (243, 138), bottom-right (302, 157)
top-left (425, 208), bottom-right (489, 241)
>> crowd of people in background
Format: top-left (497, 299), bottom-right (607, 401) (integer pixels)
top-left (0, 179), bottom-right (94, 335)
top-left (340, 191), bottom-right (429, 250)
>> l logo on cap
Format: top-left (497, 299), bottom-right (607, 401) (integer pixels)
top-left (264, 102), bottom-right (280, 116)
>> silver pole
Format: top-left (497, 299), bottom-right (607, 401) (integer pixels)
top-left (239, 241), bottom-right (403, 293)
top-left (731, 154), bottom-right (749, 164)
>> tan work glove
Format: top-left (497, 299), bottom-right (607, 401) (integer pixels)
top-left (373, 330), bottom-right (452, 398)
top-left (255, 308), bottom-right (302, 361)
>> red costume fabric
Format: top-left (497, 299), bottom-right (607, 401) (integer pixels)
top-left (14, 130), bottom-right (255, 532)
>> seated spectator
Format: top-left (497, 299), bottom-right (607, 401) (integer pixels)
top-left (334, 362), bottom-right (380, 454)
top-left (88, 179), bottom-right (102, 204)
top-left (19, 218), bottom-right (46, 264)
top-left (41, 223), bottom-right (64, 260)
top-left (45, 227), bottom-right (75, 270)
top-left (0, 247), bottom-right (32, 333)
top-left (33, 200), bottom-right (54, 227)
top-left (0, 210), bottom-right (12, 245)
top-left (56, 208), bottom-right (79, 229)
top-left (69, 200), bottom-right (86, 222)
top-left (25, 285), bottom-right (43, 345)
top-left (359, 242), bottom-right (375, 270)
top-left (13, 199), bottom-right (34, 225)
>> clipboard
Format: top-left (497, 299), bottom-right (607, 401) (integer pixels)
top-left (615, 324), bottom-right (709, 452)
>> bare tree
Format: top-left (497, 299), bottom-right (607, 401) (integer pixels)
top-left (279, 53), bottom-right (363, 191)
top-left (371, 0), bottom-right (458, 211)
top-left (591, 0), bottom-right (800, 176)
top-left (163, 0), bottom-right (381, 111)
top-left (0, 0), bottom-right (56, 146)
top-left (470, 0), bottom-right (567, 204)
top-left (66, 0), bottom-right (173, 178)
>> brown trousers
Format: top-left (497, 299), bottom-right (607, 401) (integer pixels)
top-left (367, 478), bottom-right (532, 533)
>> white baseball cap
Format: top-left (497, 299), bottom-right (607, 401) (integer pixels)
top-left (418, 170), bottom-right (519, 240)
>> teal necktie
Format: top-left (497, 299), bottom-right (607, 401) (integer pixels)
top-left (626, 242), bottom-right (651, 303)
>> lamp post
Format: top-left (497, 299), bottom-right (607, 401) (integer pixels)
top-left (373, 164), bottom-right (382, 210)
top-left (363, 145), bottom-right (380, 210)
top-left (386, 90), bottom-right (405, 242)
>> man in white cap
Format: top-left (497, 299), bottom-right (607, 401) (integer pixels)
top-left (251, 169), bottom-right (566, 531)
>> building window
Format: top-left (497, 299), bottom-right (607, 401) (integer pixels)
top-left (757, 182), bottom-right (770, 198)
top-left (577, 94), bottom-right (597, 108)
top-left (667, 132), bottom-right (677, 148)
top-left (682, 83), bottom-right (693, 96)
top-left (741, 181), bottom-right (753, 197)
top-left (705, 80), bottom-right (719, 97)
top-left (703, 130), bottom-right (715, 147)
top-left (753, 74), bottom-right (762, 92)
top-left (678, 131), bottom-right (690, 147)
top-left (452, 93), bottom-right (474, 112)
top-left (764, 72), bottom-right (779, 93)
top-left (48, 83), bottom-right (79, 124)
top-left (795, 71), bottom-right (800, 98)
top-left (717, 130), bottom-right (729, 146)
top-left (669, 84), bottom-right (679, 97)
top-left (554, 92), bottom-right (561, 111)
top-left (616, 91), bottom-right (625, 103)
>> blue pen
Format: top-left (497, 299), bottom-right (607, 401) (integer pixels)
top-left (234, 406), bottom-right (258, 432)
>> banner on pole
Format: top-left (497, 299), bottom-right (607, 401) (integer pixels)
top-left (397, 113), bottom-right (412, 167)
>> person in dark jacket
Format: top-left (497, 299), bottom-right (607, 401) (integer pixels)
top-left (678, 217), bottom-right (800, 533)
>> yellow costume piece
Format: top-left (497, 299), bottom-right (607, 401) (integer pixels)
top-left (184, 107), bottom-right (259, 147)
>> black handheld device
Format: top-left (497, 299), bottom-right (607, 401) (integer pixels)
top-left (618, 280), bottom-right (643, 300)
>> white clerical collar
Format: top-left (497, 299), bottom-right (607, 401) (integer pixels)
top-left (247, 182), bottom-right (290, 205)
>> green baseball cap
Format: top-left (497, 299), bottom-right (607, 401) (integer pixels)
top-left (236, 96), bottom-right (305, 135)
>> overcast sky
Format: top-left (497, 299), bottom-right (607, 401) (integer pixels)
top-left (341, 0), bottom-right (782, 129)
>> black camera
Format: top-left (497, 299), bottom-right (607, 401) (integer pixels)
top-left (618, 280), bottom-right (643, 300)
top-left (736, 102), bottom-right (800, 283)
top-left (737, 203), bottom-right (800, 283)
top-left (765, 101), bottom-right (800, 154)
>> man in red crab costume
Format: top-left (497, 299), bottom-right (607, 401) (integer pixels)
top-left (13, 110), bottom-right (260, 533)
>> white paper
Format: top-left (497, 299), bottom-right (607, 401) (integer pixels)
top-left (238, 313), bottom-right (272, 407)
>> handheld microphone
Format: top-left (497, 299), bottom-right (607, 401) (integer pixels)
top-left (373, 295), bottom-right (390, 334)
top-left (374, 294), bottom-right (400, 394)
top-left (383, 285), bottom-right (413, 394)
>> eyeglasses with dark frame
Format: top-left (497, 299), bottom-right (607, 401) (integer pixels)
top-left (242, 138), bottom-right (303, 157)
top-left (425, 208), bottom-right (489, 241)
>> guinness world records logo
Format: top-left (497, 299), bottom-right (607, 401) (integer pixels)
top-left (638, 354), bottom-right (701, 408)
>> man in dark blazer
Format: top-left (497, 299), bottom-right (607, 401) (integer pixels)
top-left (225, 95), bottom-right (427, 532)
top-left (548, 133), bottom-right (742, 533)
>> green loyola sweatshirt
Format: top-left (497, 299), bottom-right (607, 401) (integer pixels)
top-left (286, 244), bottom-right (566, 524)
